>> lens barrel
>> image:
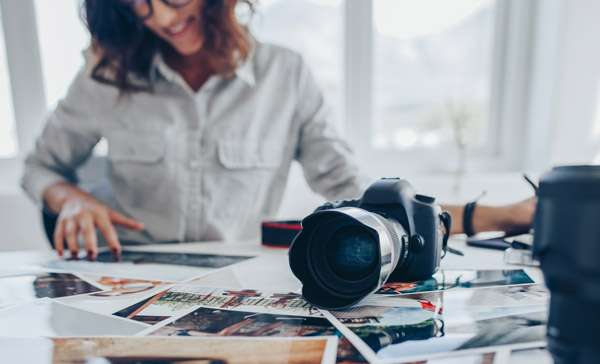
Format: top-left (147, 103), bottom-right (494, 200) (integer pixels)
top-left (289, 207), bottom-right (408, 310)
top-left (533, 165), bottom-right (600, 364)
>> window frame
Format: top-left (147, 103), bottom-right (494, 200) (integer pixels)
top-left (0, 0), bottom-right (46, 191)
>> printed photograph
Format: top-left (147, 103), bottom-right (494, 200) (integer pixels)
top-left (326, 285), bottom-right (548, 363)
top-left (398, 351), bottom-right (496, 364)
top-left (148, 307), bottom-right (337, 337)
top-left (50, 336), bottom-right (338, 364)
top-left (0, 272), bottom-right (101, 307)
top-left (84, 275), bottom-right (171, 297)
top-left (114, 285), bottom-right (321, 325)
top-left (43, 259), bottom-right (209, 282)
top-left (376, 269), bottom-right (535, 296)
top-left (366, 285), bottom-right (549, 314)
top-left (95, 250), bottom-right (254, 268)
top-left (146, 307), bottom-right (366, 363)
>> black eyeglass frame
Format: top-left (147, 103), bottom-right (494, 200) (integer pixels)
top-left (120, 0), bottom-right (194, 21)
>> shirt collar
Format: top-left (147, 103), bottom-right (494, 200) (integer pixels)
top-left (151, 39), bottom-right (257, 87)
top-left (234, 37), bottom-right (257, 87)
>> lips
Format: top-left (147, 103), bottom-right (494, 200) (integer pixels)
top-left (164, 16), bottom-right (194, 37)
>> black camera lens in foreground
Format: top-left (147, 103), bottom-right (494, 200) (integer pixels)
top-left (290, 207), bottom-right (408, 310)
top-left (533, 165), bottom-right (600, 364)
top-left (325, 227), bottom-right (379, 281)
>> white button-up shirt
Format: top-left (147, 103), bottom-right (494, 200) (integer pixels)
top-left (22, 41), bottom-right (367, 243)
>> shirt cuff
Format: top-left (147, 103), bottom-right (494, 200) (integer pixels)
top-left (21, 168), bottom-right (69, 207)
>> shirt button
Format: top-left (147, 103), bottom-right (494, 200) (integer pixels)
top-left (189, 160), bottom-right (199, 170)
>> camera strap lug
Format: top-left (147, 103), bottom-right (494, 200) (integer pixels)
top-left (440, 211), bottom-right (463, 257)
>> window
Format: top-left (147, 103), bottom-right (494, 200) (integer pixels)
top-left (0, 3), bottom-right (18, 158)
top-left (372, 0), bottom-right (495, 151)
top-left (0, 0), bottom-right (540, 190)
top-left (250, 0), bottom-right (344, 130)
top-left (34, 0), bottom-right (89, 110)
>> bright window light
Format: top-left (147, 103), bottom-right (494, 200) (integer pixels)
top-left (0, 4), bottom-right (18, 158)
top-left (251, 0), bottom-right (343, 130)
top-left (34, 0), bottom-right (89, 110)
top-left (372, 0), bottom-right (496, 151)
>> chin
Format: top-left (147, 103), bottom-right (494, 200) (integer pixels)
top-left (174, 40), bottom-right (205, 56)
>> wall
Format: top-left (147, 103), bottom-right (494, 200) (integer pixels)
top-left (0, 191), bottom-right (49, 251)
top-left (546, 0), bottom-right (600, 166)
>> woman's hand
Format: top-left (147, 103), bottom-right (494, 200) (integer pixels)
top-left (44, 182), bottom-right (145, 260)
top-left (486, 197), bottom-right (537, 236)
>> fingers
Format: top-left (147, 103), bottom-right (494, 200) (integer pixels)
top-left (109, 210), bottom-right (145, 231)
top-left (96, 213), bottom-right (123, 256)
top-left (78, 214), bottom-right (98, 260)
top-left (54, 213), bottom-right (121, 259)
top-left (54, 203), bottom-right (140, 259)
top-left (64, 219), bottom-right (79, 259)
top-left (53, 218), bottom-right (66, 257)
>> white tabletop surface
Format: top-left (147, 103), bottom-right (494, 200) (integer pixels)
top-left (0, 236), bottom-right (552, 364)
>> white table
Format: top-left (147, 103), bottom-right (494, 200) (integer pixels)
top-left (0, 236), bottom-right (552, 364)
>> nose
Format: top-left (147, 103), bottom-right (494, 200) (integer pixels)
top-left (150, 0), bottom-right (179, 26)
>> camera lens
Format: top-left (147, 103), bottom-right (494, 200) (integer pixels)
top-left (533, 165), bottom-right (600, 363)
top-left (289, 207), bottom-right (409, 309)
top-left (325, 226), bottom-right (379, 281)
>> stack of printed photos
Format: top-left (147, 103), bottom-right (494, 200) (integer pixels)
top-left (0, 248), bottom-right (549, 364)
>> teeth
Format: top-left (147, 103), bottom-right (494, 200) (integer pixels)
top-left (168, 21), bottom-right (187, 34)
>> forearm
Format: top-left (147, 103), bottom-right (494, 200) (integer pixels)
top-left (442, 205), bottom-right (466, 235)
top-left (442, 200), bottom-right (535, 236)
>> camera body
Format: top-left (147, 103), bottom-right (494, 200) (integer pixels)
top-left (316, 178), bottom-right (444, 281)
top-left (289, 178), bottom-right (448, 309)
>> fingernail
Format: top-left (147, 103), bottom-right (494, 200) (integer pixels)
top-left (87, 250), bottom-right (96, 261)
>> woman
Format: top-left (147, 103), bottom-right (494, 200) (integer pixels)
top-left (21, 0), bottom-right (535, 259)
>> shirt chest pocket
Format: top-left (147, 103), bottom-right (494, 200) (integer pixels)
top-left (106, 133), bottom-right (167, 164)
top-left (105, 132), bottom-right (170, 202)
top-left (217, 141), bottom-right (283, 170)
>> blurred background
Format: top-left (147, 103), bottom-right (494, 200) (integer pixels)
top-left (1, 0), bottom-right (599, 250)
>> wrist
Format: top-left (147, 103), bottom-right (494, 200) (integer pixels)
top-left (471, 205), bottom-right (508, 234)
top-left (43, 182), bottom-right (85, 213)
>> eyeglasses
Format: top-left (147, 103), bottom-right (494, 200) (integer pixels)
top-left (121, 0), bottom-right (193, 21)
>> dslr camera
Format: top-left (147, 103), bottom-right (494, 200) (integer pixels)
top-left (289, 178), bottom-right (451, 310)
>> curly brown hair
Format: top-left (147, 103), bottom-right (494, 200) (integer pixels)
top-left (82, 0), bottom-right (255, 92)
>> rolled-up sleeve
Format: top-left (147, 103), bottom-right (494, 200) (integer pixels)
top-left (21, 68), bottom-right (103, 206)
top-left (293, 56), bottom-right (370, 201)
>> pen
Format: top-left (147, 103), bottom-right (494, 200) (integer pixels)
top-left (523, 173), bottom-right (538, 194)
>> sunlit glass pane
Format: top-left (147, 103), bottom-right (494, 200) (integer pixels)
top-left (34, 0), bottom-right (89, 110)
top-left (372, 0), bottom-right (496, 150)
top-left (0, 3), bottom-right (19, 158)
top-left (250, 0), bottom-right (344, 131)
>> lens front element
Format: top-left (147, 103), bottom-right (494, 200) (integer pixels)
top-left (289, 207), bottom-right (408, 310)
top-left (326, 227), bottom-right (379, 281)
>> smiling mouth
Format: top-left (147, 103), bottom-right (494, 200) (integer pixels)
top-left (164, 16), bottom-right (194, 37)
